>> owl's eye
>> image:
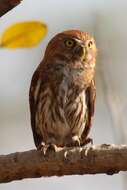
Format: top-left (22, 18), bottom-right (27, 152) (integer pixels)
top-left (88, 40), bottom-right (93, 48)
top-left (64, 39), bottom-right (75, 48)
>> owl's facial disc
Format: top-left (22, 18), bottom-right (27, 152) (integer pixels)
top-left (63, 38), bottom-right (85, 60)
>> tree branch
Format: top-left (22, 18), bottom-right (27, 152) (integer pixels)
top-left (0, 144), bottom-right (127, 183)
top-left (0, 0), bottom-right (22, 17)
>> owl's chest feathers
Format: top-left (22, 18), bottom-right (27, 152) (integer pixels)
top-left (35, 74), bottom-right (87, 142)
top-left (62, 63), bottom-right (94, 90)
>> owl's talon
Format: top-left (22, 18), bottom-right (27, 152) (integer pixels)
top-left (73, 136), bottom-right (80, 146)
top-left (38, 143), bottom-right (60, 155)
top-left (81, 137), bottom-right (93, 146)
top-left (68, 135), bottom-right (80, 147)
top-left (47, 144), bottom-right (57, 152)
top-left (37, 142), bottom-right (45, 151)
top-left (42, 145), bottom-right (48, 155)
top-left (36, 142), bottom-right (48, 155)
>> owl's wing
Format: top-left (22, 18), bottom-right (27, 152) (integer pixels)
top-left (81, 79), bottom-right (96, 144)
top-left (29, 65), bottom-right (43, 148)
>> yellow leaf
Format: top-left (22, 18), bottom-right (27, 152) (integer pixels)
top-left (0, 21), bottom-right (48, 48)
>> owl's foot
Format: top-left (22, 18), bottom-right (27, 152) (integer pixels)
top-left (81, 137), bottom-right (93, 146)
top-left (38, 143), bottom-right (61, 155)
top-left (68, 135), bottom-right (80, 147)
top-left (37, 142), bottom-right (45, 151)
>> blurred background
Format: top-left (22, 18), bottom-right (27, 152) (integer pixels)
top-left (0, 0), bottom-right (127, 189)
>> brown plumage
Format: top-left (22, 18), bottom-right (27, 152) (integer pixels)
top-left (29, 30), bottom-right (97, 151)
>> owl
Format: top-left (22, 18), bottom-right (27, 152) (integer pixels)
top-left (29, 30), bottom-right (97, 152)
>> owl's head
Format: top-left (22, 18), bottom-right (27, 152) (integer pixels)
top-left (44, 30), bottom-right (97, 69)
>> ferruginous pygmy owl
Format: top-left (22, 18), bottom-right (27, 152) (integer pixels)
top-left (29, 30), bottom-right (97, 151)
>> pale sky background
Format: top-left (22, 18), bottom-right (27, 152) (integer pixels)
top-left (0, 0), bottom-right (127, 189)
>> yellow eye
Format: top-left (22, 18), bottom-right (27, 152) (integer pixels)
top-left (88, 40), bottom-right (93, 48)
top-left (65, 39), bottom-right (75, 48)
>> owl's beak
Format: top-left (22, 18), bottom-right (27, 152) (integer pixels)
top-left (74, 45), bottom-right (86, 60)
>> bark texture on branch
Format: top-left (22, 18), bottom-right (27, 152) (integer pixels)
top-left (0, 144), bottom-right (127, 183)
top-left (0, 0), bottom-right (22, 17)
